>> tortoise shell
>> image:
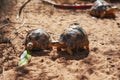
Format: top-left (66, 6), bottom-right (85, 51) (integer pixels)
top-left (90, 0), bottom-right (118, 18)
top-left (58, 23), bottom-right (89, 55)
top-left (24, 29), bottom-right (52, 51)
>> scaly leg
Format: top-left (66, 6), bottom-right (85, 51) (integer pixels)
top-left (76, 45), bottom-right (79, 54)
top-left (67, 47), bottom-right (73, 55)
top-left (100, 11), bottom-right (106, 18)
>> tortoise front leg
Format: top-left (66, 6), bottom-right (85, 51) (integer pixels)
top-left (100, 11), bottom-right (106, 18)
top-left (76, 45), bottom-right (79, 54)
top-left (57, 47), bottom-right (61, 52)
top-left (67, 47), bottom-right (73, 55)
top-left (47, 43), bottom-right (53, 50)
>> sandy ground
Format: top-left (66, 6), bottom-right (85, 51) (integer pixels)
top-left (0, 0), bottom-right (120, 80)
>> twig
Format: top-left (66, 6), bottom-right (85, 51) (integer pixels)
top-left (15, 19), bottom-right (26, 30)
top-left (0, 23), bottom-right (10, 29)
top-left (2, 66), bottom-right (5, 80)
top-left (16, 0), bottom-right (31, 19)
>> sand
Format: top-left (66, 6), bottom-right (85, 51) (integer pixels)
top-left (0, 0), bottom-right (120, 80)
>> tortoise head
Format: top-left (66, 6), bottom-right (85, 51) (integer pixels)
top-left (26, 42), bottom-right (33, 50)
top-left (106, 6), bottom-right (118, 14)
top-left (50, 40), bottom-right (65, 47)
top-left (51, 40), bottom-right (59, 46)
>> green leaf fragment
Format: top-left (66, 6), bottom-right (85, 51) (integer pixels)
top-left (18, 50), bottom-right (31, 66)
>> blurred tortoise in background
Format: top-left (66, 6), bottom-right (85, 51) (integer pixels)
top-left (24, 29), bottom-right (52, 51)
top-left (54, 23), bottom-right (89, 55)
top-left (90, 0), bottom-right (118, 18)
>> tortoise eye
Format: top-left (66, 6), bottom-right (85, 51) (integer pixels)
top-left (107, 5), bottom-right (111, 8)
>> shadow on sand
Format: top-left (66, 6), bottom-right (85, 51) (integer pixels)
top-left (51, 49), bottom-right (90, 61)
